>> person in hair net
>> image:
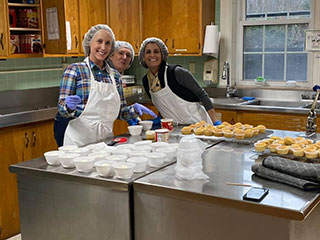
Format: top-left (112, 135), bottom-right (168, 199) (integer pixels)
top-left (138, 37), bottom-right (221, 125)
top-left (108, 41), bottom-right (134, 74)
top-left (54, 25), bottom-right (156, 147)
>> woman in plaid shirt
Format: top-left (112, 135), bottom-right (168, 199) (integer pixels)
top-left (54, 24), bottom-right (156, 147)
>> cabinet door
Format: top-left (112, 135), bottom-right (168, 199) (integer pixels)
top-left (108, 0), bottom-right (141, 53)
top-left (215, 109), bottom-right (238, 124)
top-left (79, 0), bottom-right (107, 54)
top-left (42, 0), bottom-right (67, 54)
top-left (171, 0), bottom-right (200, 54)
top-left (64, 0), bottom-right (79, 54)
top-left (142, 0), bottom-right (173, 51)
top-left (0, 1), bottom-right (9, 57)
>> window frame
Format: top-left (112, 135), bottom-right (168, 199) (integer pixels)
top-left (219, 0), bottom-right (319, 90)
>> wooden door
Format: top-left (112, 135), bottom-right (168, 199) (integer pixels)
top-left (42, 0), bottom-right (67, 54)
top-left (142, 0), bottom-right (173, 52)
top-left (108, 0), bottom-right (141, 53)
top-left (171, 0), bottom-right (200, 54)
top-left (79, 0), bottom-right (107, 54)
top-left (0, 0), bottom-right (9, 57)
top-left (0, 126), bottom-right (30, 239)
top-left (64, 0), bottom-right (79, 54)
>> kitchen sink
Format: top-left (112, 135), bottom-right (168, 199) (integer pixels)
top-left (244, 100), bottom-right (311, 108)
top-left (210, 98), bottom-right (256, 105)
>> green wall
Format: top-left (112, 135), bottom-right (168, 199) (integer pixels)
top-left (0, 0), bottom-right (220, 92)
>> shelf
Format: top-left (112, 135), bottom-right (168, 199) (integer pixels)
top-left (6, 53), bottom-right (43, 58)
top-left (10, 27), bottom-right (41, 32)
top-left (8, 3), bottom-right (40, 8)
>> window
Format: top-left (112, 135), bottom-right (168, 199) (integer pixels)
top-left (219, 0), bottom-right (319, 88)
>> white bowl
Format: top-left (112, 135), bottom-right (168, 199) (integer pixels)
top-left (134, 140), bottom-right (153, 147)
top-left (86, 142), bottom-right (107, 152)
top-left (150, 142), bottom-right (169, 152)
top-left (127, 157), bottom-right (148, 173)
top-left (88, 152), bottom-right (111, 162)
top-left (113, 162), bottom-right (136, 179)
top-left (58, 145), bottom-right (78, 152)
top-left (92, 147), bottom-right (115, 154)
top-left (107, 155), bottom-right (128, 163)
top-left (156, 147), bottom-right (176, 162)
top-left (44, 150), bottom-right (64, 165)
top-left (112, 148), bottom-right (131, 157)
top-left (94, 160), bottom-right (113, 177)
top-left (133, 145), bottom-right (152, 153)
top-left (128, 125), bottom-right (143, 136)
top-left (59, 153), bottom-right (80, 168)
top-left (139, 120), bottom-right (153, 131)
top-left (69, 147), bottom-right (90, 156)
top-left (73, 156), bottom-right (95, 173)
top-left (145, 152), bottom-right (166, 167)
top-left (116, 143), bottom-right (135, 150)
top-left (129, 151), bottom-right (148, 158)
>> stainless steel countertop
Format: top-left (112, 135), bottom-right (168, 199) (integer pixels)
top-left (134, 130), bottom-right (320, 221)
top-left (9, 133), bottom-right (178, 191)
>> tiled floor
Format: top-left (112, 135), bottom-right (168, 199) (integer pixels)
top-left (7, 234), bottom-right (21, 240)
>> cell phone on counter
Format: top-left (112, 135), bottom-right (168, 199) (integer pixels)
top-left (243, 187), bottom-right (269, 202)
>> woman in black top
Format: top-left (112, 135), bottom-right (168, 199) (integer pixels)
top-left (138, 37), bottom-right (221, 125)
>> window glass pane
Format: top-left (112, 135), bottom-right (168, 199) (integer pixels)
top-left (286, 53), bottom-right (307, 81)
top-left (244, 26), bottom-right (263, 52)
top-left (265, 25), bottom-right (285, 51)
top-left (264, 54), bottom-right (284, 80)
top-left (243, 54), bottom-right (262, 79)
top-left (287, 24), bottom-right (308, 51)
top-left (246, 0), bottom-right (311, 20)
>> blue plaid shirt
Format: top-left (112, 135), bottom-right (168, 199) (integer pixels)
top-left (57, 59), bottom-right (137, 120)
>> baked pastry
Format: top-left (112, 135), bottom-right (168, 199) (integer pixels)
top-left (270, 136), bottom-right (282, 141)
top-left (181, 127), bottom-right (192, 135)
top-left (252, 127), bottom-right (259, 136)
top-left (223, 130), bottom-right (233, 138)
top-left (284, 137), bottom-right (296, 145)
top-left (244, 124), bottom-right (253, 130)
top-left (234, 130), bottom-right (245, 140)
top-left (304, 148), bottom-right (318, 159)
top-left (244, 129), bottom-right (253, 138)
top-left (276, 146), bottom-right (290, 155)
top-left (254, 142), bottom-right (266, 152)
top-left (292, 148), bottom-right (304, 157)
top-left (146, 130), bottom-right (156, 140)
top-left (194, 127), bottom-right (205, 135)
top-left (256, 125), bottom-right (266, 133)
top-left (203, 128), bottom-right (213, 136)
top-left (213, 128), bottom-right (223, 137)
top-left (268, 143), bottom-right (281, 153)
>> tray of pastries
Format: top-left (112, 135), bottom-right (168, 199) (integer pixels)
top-left (177, 121), bottom-right (272, 144)
top-left (254, 136), bottom-right (320, 163)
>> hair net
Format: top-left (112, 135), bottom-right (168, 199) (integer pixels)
top-left (110, 41), bottom-right (135, 67)
top-left (82, 24), bottom-right (115, 57)
top-left (138, 37), bottom-right (168, 68)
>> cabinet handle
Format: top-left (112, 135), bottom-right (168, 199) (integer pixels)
top-left (165, 38), bottom-right (168, 45)
top-left (75, 36), bottom-right (78, 49)
top-left (172, 39), bottom-right (174, 49)
top-left (32, 131), bottom-right (37, 147)
top-left (0, 33), bottom-right (3, 50)
top-left (25, 133), bottom-right (29, 148)
top-left (175, 49), bottom-right (187, 52)
top-left (135, 42), bottom-right (138, 50)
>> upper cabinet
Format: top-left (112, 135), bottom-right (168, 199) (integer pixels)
top-left (142, 0), bottom-right (214, 55)
top-left (108, 0), bottom-right (141, 53)
top-left (1, 0), bottom-right (43, 58)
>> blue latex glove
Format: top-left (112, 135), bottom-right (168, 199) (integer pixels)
top-left (214, 120), bottom-right (222, 126)
top-left (151, 116), bottom-right (162, 129)
top-left (127, 118), bottom-right (139, 126)
top-left (66, 95), bottom-right (81, 110)
top-left (134, 103), bottom-right (157, 118)
top-left (313, 85), bottom-right (320, 92)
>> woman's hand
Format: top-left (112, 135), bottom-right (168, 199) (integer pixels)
top-left (66, 95), bottom-right (81, 110)
top-left (134, 103), bottom-right (157, 118)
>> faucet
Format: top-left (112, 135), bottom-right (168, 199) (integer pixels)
top-left (222, 61), bottom-right (237, 98)
top-left (305, 89), bottom-right (320, 137)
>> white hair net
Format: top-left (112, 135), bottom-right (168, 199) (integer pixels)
top-left (110, 41), bottom-right (135, 67)
top-left (138, 37), bottom-right (168, 68)
top-left (82, 24), bottom-right (115, 57)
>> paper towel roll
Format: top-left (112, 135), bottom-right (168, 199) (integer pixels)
top-left (203, 25), bottom-right (220, 58)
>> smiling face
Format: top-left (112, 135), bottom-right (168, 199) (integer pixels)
top-left (109, 47), bottom-right (132, 73)
top-left (143, 43), bottom-right (162, 74)
top-left (89, 30), bottom-right (113, 68)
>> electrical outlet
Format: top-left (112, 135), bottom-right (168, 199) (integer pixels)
top-left (189, 62), bottom-right (195, 73)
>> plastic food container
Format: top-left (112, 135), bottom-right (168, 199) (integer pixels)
top-left (59, 153), bottom-right (80, 168)
top-left (113, 162), bottom-right (135, 179)
top-left (145, 152), bottom-right (166, 167)
top-left (112, 148), bottom-right (131, 157)
top-left (58, 145), bottom-right (78, 153)
top-left (107, 155), bottom-right (128, 163)
top-left (276, 146), bottom-right (289, 155)
top-left (128, 125), bottom-right (143, 136)
top-left (73, 156), bottom-right (95, 173)
top-left (44, 150), bottom-right (64, 165)
top-left (88, 152), bottom-right (111, 162)
top-left (151, 141), bottom-right (169, 152)
top-left (267, 144), bottom-right (281, 153)
top-left (94, 160), bottom-right (113, 177)
top-left (291, 148), bottom-right (304, 157)
top-left (134, 140), bottom-right (153, 147)
top-left (155, 147), bottom-right (176, 162)
top-left (304, 149), bottom-right (318, 159)
top-left (155, 128), bottom-right (169, 142)
top-left (129, 151), bottom-right (148, 158)
top-left (133, 145), bottom-right (152, 153)
top-left (69, 147), bottom-right (90, 156)
top-left (254, 142), bottom-right (266, 152)
top-left (139, 120), bottom-right (153, 131)
top-left (127, 157), bottom-right (148, 172)
top-left (116, 144), bottom-right (135, 150)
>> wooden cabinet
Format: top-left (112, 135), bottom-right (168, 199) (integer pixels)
top-left (42, 0), bottom-right (107, 55)
top-left (215, 109), bottom-right (238, 124)
top-left (108, 0), bottom-right (141, 53)
top-left (142, 0), bottom-right (214, 55)
top-left (1, 1), bottom-right (43, 58)
top-left (0, 120), bottom-right (57, 239)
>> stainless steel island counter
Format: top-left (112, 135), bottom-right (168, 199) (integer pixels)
top-left (9, 134), bottom-right (178, 240)
top-left (133, 130), bottom-right (320, 240)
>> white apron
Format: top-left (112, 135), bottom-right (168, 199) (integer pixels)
top-left (63, 57), bottom-right (121, 146)
top-left (150, 66), bottom-right (212, 125)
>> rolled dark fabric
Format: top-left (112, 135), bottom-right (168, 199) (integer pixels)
top-left (252, 164), bottom-right (320, 191)
top-left (262, 156), bottom-right (320, 183)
